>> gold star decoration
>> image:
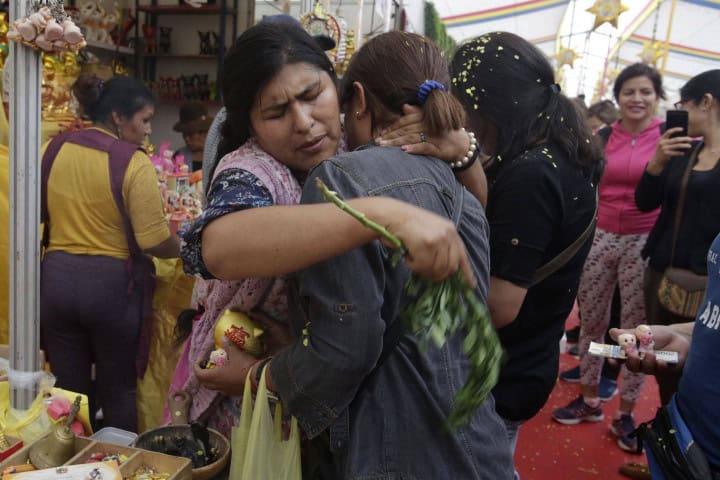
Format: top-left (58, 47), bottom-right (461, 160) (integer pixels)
top-left (587, 0), bottom-right (630, 30)
top-left (639, 40), bottom-right (665, 66)
top-left (556, 46), bottom-right (580, 68)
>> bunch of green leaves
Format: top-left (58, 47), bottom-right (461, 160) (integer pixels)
top-left (317, 179), bottom-right (504, 429)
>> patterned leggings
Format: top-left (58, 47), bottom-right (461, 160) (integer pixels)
top-left (578, 228), bottom-right (647, 404)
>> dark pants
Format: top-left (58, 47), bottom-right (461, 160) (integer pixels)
top-left (41, 251), bottom-right (141, 432)
top-left (643, 266), bottom-right (685, 405)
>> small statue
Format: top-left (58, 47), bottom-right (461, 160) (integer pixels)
top-left (617, 333), bottom-right (637, 355)
top-left (198, 30), bottom-right (212, 55)
top-left (198, 74), bottom-right (210, 100)
top-left (208, 348), bottom-right (227, 368)
top-left (209, 31), bottom-right (219, 55)
top-left (159, 26), bottom-right (172, 54)
top-left (635, 324), bottom-right (655, 354)
top-left (180, 75), bottom-right (195, 100)
top-left (142, 24), bottom-right (157, 55)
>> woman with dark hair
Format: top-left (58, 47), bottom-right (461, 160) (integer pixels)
top-left (172, 23), bottom-right (478, 436)
top-left (553, 63), bottom-right (665, 453)
top-left (41, 75), bottom-right (179, 431)
top-left (194, 29), bottom-right (512, 478)
top-left (588, 99), bottom-right (620, 133)
top-left (635, 69), bottom-right (720, 403)
top-left (450, 32), bottom-right (604, 463)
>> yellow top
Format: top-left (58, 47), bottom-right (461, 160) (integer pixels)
top-left (45, 128), bottom-right (170, 259)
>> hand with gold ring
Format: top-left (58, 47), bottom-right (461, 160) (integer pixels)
top-left (376, 104), bottom-right (473, 164)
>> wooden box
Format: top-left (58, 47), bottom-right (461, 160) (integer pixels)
top-left (0, 435), bottom-right (191, 480)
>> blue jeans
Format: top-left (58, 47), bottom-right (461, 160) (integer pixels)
top-left (503, 418), bottom-right (523, 480)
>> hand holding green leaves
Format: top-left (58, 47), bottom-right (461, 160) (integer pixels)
top-left (317, 179), bottom-right (504, 428)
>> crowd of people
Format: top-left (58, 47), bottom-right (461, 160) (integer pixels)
top-left (36, 14), bottom-right (720, 480)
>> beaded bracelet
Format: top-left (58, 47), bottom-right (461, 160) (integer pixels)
top-left (451, 128), bottom-right (480, 171)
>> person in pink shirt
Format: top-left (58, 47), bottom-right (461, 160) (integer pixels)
top-left (553, 63), bottom-right (664, 453)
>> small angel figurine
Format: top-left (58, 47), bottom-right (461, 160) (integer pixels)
top-left (617, 333), bottom-right (637, 355)
top-left (208, 348), bottom-right (227, 368)
top-left (635, 324), bottom-right (655, 354)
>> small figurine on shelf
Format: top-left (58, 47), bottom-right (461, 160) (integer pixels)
top-left (159, 26), bottom-right (172, 54)
top-left (209, 31), bottom-right (219, 55)
top-left (142, 24), bottom-right (157, 54)
top-left (180, 74), bottom-right (195, 99)
top-left (617, 333), bottom-right (637, 355)
top-left (198, 74), bottom-right (209, 101)
top-left (110, 8), bottom-right (135, 47)
top-left (198, 30), bottom-right (212, 55)
top-left (635, 324), bottom-right (655, 354)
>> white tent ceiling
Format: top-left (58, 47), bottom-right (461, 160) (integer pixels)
top-left (437, 0), bottom-right (720, 108)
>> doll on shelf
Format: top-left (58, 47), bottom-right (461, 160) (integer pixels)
top-left (142, 24), bottom-right (157, 55)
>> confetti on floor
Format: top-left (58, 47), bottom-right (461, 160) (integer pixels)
top-left (514, 306), bottom-right (657, 480)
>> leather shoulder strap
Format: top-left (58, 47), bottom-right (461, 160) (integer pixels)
top-left (107, 139), bottom-right (145, 257)
top-left (530, 188), bottom-right (599, 287)
top-left (669, 142), bottom-right (702, 266)
top-left (41, 131), bottom-right (73, 249)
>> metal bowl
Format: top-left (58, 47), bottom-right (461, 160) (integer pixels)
top-left (133, 425), bottom-right (230, 480)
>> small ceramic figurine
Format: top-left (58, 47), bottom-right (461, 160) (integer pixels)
top-left (208, 348), bottom-right (227, 368)
top-left (617, 333), bottom-right (637, 355)
top-left (635, 324), bottom-right (655, 354)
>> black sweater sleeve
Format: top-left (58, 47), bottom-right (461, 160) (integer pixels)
top-left (635, 167), bottom-right (666, 212)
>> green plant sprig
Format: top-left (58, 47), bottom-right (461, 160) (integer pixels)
top-left (317, 178), bottom-right (504, 429)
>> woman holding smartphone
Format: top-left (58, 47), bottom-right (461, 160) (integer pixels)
top-left (552, 63), bottom-right (664, 453)
top-left (635, 69), bottom-right (720, 404)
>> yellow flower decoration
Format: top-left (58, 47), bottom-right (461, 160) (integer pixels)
top-left (587, 0), bottom-right (630, 30)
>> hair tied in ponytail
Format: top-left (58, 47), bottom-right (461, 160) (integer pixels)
top-left (417, 80), bottom-right (446, 105)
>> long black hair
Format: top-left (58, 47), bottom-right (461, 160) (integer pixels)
top-left (451, 32), bottom-right (603, 182)
top-left (72, 74), bottom-right (154, 124)
top-left (214, 22), bottom-right (336, 176)
top-left (679, 69), bottom-right (720, 106)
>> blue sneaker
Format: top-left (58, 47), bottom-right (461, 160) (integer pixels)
top-left (552, 395), bottom-right (604, 425)
top-left (560, 367), bottom-right (617, 401)
top-left (611, 414), bottom-right (640, 453)
top-left (599, 377), bottom-right (618, 402)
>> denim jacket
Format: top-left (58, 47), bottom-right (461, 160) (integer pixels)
top-left (271, 145), bottom-right (513, 479)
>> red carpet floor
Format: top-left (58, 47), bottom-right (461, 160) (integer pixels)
top-left (514, 308), bottom-right (660, 480)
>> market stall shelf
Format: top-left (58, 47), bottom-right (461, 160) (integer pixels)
top-left (134, 1), bottom-right (238, 97)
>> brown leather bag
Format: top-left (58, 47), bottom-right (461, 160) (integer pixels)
top-left (657, 144), bottom-right (707, 318)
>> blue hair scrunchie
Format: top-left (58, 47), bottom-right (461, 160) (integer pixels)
top-left (416, 80), bottom-right (446, 106)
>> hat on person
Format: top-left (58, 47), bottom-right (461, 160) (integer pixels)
top-left (173, 102), bottom-right (214, 134)
top-left (259, 14), bottom-right (336, 51)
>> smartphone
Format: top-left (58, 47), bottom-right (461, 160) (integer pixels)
top-left (665, 110), bottom-right (688, 138)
